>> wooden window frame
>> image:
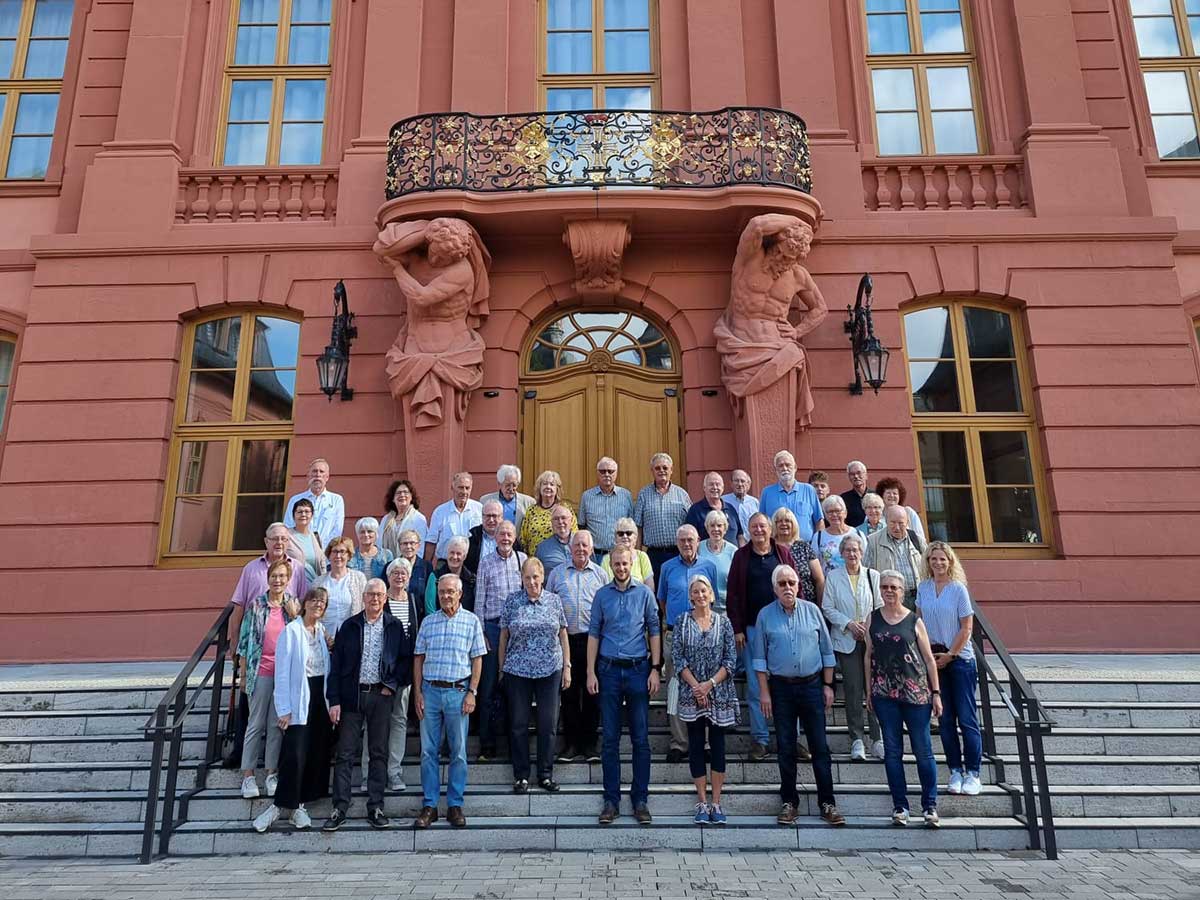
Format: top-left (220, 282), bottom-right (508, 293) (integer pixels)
top-left (901, 299), bottom-right (1053, 559)
top-left (862, 0), bottom-right (986, 156)
top-left (538, 0), bottom-right (660, 108)
top-left (1133, 0), bottom-right (1200, 159)
top-left (0, 0), bottom-right (71, 181)
top-left (158, 310), bottom-right (300, 568)
top-left (216, 0), bottom-right (334, 166)
top-left (0, 330), bottom-right (16, 441)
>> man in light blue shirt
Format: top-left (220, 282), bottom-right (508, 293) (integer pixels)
top-left (758, 450), bottom-right (824, 541)
top-left (752, 564), bottom-right (844, 827)
top-left (283, 458), bottom-right (346, 545)
top-left (425, 471), bottom-right (483, 562)
top-left (577, 456), bottom-right (634, 559)
top-left (721, 468), bottom-right (758, 537)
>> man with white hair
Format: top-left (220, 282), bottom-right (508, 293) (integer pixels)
top-left (722, 468), bottom-right (758, 537)
top-left (759, 450), bottom-right (824, 541)
top-left (480, 464), bottom-right (535, 534)
top-left (864, 506), bottom-right (925, 609)
top-left (426, 471), bottom-right (483, 563)
top-left (577, 457), bottom-right (634, 561)
top-left (284, 457), bottom-right (345, 543)
top-left (840, 460), bottom-right (870, 528)
top-left (633, 452), bottom-right (692, 583)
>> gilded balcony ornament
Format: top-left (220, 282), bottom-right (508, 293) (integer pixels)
top-left (645, 118), bottom-right (684, 170)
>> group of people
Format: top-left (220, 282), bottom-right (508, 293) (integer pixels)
top-left (226, 453), bottom-right (981, 832)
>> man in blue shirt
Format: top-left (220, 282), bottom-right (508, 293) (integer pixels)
top-left (587, 546), bottom-right (661, 826)
top-left (656, 525), bottom-right (717, 762)
top-left (752, 564), bottom-right (845, 828)
top-left (758, 450), bottom-right (824, 541)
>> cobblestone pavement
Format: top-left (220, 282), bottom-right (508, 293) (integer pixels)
top-left (2, 850), bottom-right (1200, 899)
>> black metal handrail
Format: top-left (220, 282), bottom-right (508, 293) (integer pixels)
top-left (139, 602), bottom-right (234, 864)
top-left (970, 604), bottom-right (1058, 859)
top-left (385, 106), bottom-right (813, 199)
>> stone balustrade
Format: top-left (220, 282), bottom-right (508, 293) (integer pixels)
top-left (863, 157), bottom-right (1027, 211)
top-left (176, 167), bottom-right (339, 223)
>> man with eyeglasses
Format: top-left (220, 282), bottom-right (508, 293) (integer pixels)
top-left (284, 457), bottom-right (346, 544)
top-left (577, 457), bottom-right (634, 563)
top-left (633, 452), bottom-right (692, 584)
top-left (759, 450), bottom-right (825, 541)
top-left (480, 464), bottom-right (535, 534)
top-left (465, 499), bottom-right (505, 573)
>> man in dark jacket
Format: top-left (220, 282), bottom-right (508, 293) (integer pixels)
top-left (464, 499), bottom-right (504, 572)
top-left (323, 578), bottom-right (412, 831)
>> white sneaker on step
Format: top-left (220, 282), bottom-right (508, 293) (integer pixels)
top-left (871, 740), bottom-right (885, 760)
top-left (252, 804), bottom-right (279, 833)
top-left (240, 776), bottom-right (260, 799)
top-left (290, 806), bottom-right (312, 829)
top-left (849, 739), bottom-right (867, 761)
top-left (962, 773), bottom-right (982, 795)
top-left (264, 773), bottom-right (278, 797)
top-left (947, 771), bottom-right (964, 794)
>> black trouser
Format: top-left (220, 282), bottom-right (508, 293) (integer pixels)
top-left (771, 676), bottom-right (835, 809)
top-left (332, 687), bottom-right (393, 813)
top-left (504, 671), bottom-right (561, 781)
top-left (275, 675), bottom-right (334, 809)
top-left (561, 633), bottom-right (599, 753)
top-left (686, 718), bottom-right (727, 778)
top-left (646, 546), bottom-right (679, 585)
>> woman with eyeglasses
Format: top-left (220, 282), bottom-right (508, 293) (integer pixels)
top-left (518, 470), bottom-right (576, 557)
top-left (600, 516), bottom-right (655, 594)
top-left (379, 479), bottom-right (427, 554)
top-left (313, 536), bottom-right (367, 639)
top-left (286, 498), bottom-right (326, 582)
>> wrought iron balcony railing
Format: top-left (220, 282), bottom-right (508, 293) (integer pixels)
top-left (385, 106), bottom-right (812, 200)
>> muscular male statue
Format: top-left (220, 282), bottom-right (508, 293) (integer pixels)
top-left (374, 217), bottom-right (491, 428)
top-left (713, 214), bottom-right (827, 426)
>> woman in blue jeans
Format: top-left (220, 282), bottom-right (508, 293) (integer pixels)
top-left (916, 541), bottom-right (982, 796)
top-left (865, 569), bottom-right (942, 827)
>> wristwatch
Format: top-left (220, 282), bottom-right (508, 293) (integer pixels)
top-left (708, 678), bottom-right (717, 689)
top-left (652, 663), bottom-right (663, 673)
top-left (466, 687), bottom-right (478, 696)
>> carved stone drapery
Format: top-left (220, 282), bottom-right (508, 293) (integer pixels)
top-left (562, 218), bottom-right (632, 300)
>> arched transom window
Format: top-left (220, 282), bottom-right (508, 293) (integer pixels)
top-left (527, 310), bottom-right (673, 372)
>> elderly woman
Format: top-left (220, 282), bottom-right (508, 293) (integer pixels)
top-left (857, 492), bottom-right (886, 541)
top-left (498, 557), bottom-right (569, 793)
top-left (350, 517), bottom-right (394, 580)
top-left (821, 532), bottom-right (883, 761)
top-left (811, 495), bottom-right (857, 574)
top-left (518, 470), bottom-right (576, 557)
top-left (875, 477), bottom-right (926, 543)
top-left (394, 528), bottom-right (433, 607)
top-left (673, 574), bottom-right (738, 826)
top-left (917, 541), bottom-right (981, 797)
top-left (771, 508), bottom-right (825, 605)
top-left (698, 509), bottom-right (736, 613)
top-left (600, 517), bottom-right (655, 592)
top-left (287, 498), bottom-right (326, 581)
top-left (313, 536), bottom-right (366, 638)
top-left (379, 479), bottom-right (427, 554)
top-left (253, 586), bottom-right (333, 832)
top-left (239, 558), bottom-right (299, 800)
top-left (383, 558), bottom-right (420, 792)
top-left (424, 535), bottom-right (476, 616)
top-left (867, 569), bottom-right (942, 827)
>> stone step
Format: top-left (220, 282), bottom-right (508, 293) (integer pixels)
top-left (0, 734), bottom-right (210, 764)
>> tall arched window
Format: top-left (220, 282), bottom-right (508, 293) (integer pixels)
top-left (160, 311), bottom-right (300, 564)
top-left (901, 300), bottom-right (1050, 553)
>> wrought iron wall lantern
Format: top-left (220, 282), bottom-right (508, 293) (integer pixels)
top-left (844, 274), bottom-right (890, 395)
top-left (316, 280), bottom-right (357, 401)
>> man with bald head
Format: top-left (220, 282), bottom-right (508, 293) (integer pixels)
top-left (686, 471), bottom-right (744, 545)
top-left (722, 468), bottom-right (758, 538)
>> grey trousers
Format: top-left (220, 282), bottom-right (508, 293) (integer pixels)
top-left (241, 674), bottom-right (283, 772)
top-left (662, 630), bottom-right (688, 752)
top-left (837, 643), bottom-right (880, 745)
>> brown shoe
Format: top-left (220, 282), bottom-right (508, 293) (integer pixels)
top-left (821, 802), bottom-right (846, 827)
top-left (633, 804), bottom-right (652, 825)
top-left (777, 802), bottom-right (798, 825)
top-left (598, 803), bottom-right (618, 825)
top-left (797, 744), bottom-right (812, 762)
top-left (413, 805), bottom-right (438, 829)
top-left (446, 806), bottom-right (466, 828)
top-left (748, 742), bottom-right (768, 762)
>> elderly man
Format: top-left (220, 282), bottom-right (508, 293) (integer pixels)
top-left (587, 546), bottom-right (661, 825)
top-left (284, 458), bottom-right (345, 543)
top-left (753, 565), bottom-right (845, 828)
top-left (474, 520), bottom-right (527, 761)
top-left (722, 469), bottom-right (758, 538)
top-left (686, 471), bottom-right (744, 545)
top-left (322, 579), bottom-right (409, 832)
top-left (656, 525), bottom-right (718, 762)
top-left (759, 450), bottom-right (824, 541)
top-left (480, 464), bottom-right (535, 534)
top-left (465, 499), bottom-right (504, 572)
top-left (577, 457), bottom-right (634, 561)
top-left (413, 573), bottom-right (487, 829)
top-left (535, 505), bottom-right (575, 572)
top-left (426, 471), bottom-right (483, 563)
top-left (864, 505), bottom-right (925, 608)
top-left (841, 460), bottom-right (870, 528)
top-left (633, 452), bottom-right (692, 584)
top-left (546, 530), bottom-right (609, 761)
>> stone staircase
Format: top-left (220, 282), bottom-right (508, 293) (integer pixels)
top-left (1, 657), bottom-right (1198, 857)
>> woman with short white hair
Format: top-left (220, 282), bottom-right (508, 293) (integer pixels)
top-left (698, 509), bottom-right (736, 613)
top-left (857, 492), bottom-right (886, 541)
top-left (350, 517), bottom-right (395, 580)
top-left (811, 494), bottom-right (857, 574)
top-left (424, 534), bottom-right (476, 616)
top-left (600, 516), bottom-right (655, 593)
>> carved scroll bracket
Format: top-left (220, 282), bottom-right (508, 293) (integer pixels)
top-left (562, 217), bottom-right (632, 301)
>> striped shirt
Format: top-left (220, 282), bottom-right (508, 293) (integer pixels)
top-left (633, 482), bottom-right (692, 547)
top-left (414, 607), bottom-right (487, 682)
top-left (916, 580), bottom-right (975, 661)
top-left (545, 560), bottom-right (610, 634)
top-left (577, 486), bottom-right (635, 550)
top-left (476, 550), bottom-right (527, 621)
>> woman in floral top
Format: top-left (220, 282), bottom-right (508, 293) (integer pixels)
top-left (518, 470), bottom-right (576, 557)
top-left (770, 508), bottom-right (825, 604)
top-left (498, 556), bottom-right (569, 793)
top-left (864, 569), bottom-right (942, 828)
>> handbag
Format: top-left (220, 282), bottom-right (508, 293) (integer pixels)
top-left (666, 672), bottom-right (679, 717)
top-left (219, 663), bottom-right (242, 768)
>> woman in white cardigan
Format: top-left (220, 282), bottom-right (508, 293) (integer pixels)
top-left (821, 532), bottom-right (884, 762)
top-left (253, 587), bottom-right (333, 832)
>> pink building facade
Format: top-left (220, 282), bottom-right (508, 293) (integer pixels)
top-left (1, 0), bottom-right (1199, 661)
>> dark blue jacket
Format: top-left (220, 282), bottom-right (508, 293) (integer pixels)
top-left (326, 607), bottom-right (412, 711)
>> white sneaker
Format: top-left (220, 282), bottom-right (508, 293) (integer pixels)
top-left (361, 779), bottom-right (369, 793)
top-left (849, 739), bottom-right (867, 761)
top-left (947, 771), bottom-right (964, 794)
top-left (891, 808), bottom-right (909, 827)
top-left (252, 804), bottom-right (279, 833)
top-left (241, 776), bottom-right (260, 799)
top-left (962, 773), bottom-right (982, 795)
top-left (264, 773), bottom-right (278, 798)
top-left (871, 740), bottom-right (885, 760)
top-left (923, 808), bottom-right (940, 828)
top-left (388, 778), bottom-right (407, 792)
top-left (290, 806), bottom-right (312, 830)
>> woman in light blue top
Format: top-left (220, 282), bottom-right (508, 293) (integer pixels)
top-left (350, 516), bottom-right (395, 580)
top-left (856, 492), bottom-right (886, 541)
top-left (698, 509), bottom-right (736, 613)
top-left (811, 494), bottom-right (857, 574)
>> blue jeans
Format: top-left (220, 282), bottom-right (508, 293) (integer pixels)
top-left (939, 657), bottom-right (982, 776)
top-left (770, 677), bottom-right (835, 808)
top-left (419, 682), bottom-right (470, 809)
top-left (874, 695), bottom-right (938, 812)
top-left (598, 657), bottom-right (651, 809)
top-left (477, 620), bottom-right (505, 753)
top-left (741, 626), bottom-right (769, 745)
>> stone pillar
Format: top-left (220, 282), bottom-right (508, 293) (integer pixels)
top-left (731, 373), bottom-right (798, 492)
top-left (402, 386), bottom-right (467, 498)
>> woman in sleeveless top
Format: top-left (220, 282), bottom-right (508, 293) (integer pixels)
top-left (865, 569), bottom-right (942, 827)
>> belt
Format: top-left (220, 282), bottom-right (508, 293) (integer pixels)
top-left (646, 545), bottom-right (674, 552)
top-left (769, 671), bottom-right (822, 685)
top-left (426, 678), bottom-right (469, 690)
top-left (359, 683), bottom-right (388, 693)
top-left (600, 655), bottom-right (647, 669)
